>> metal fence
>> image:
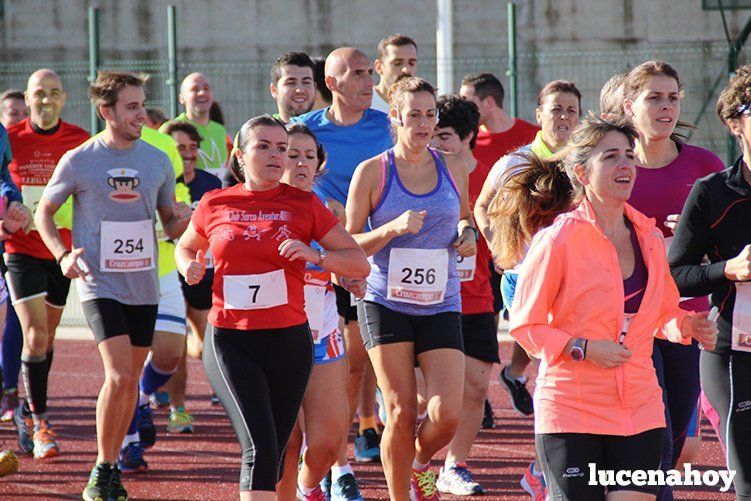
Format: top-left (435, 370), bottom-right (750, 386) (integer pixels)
top-left (0, 40), bottom-right (745, 326)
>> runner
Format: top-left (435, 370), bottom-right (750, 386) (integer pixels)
top-left (507, 116), bottom-right (717, 500)
top-left (372, 34), bottom-right (418, 113)
top-left (347, 77), bottom-right (476, 500)
top-left (294, 46), bottom-right (393, 495)
top-left (162, 72), bottom-right (229, 177)
top-left (145, 108), bottom-right (167, 130)
top-left (621, 61), bottom-right (724, 500)
top-left (600, 73), bottom-right (626, 120)
top-left (311, 57), bottom-right (333, 111)
top-left (35, 70), bottom-right (183, 501)
top-left (175, 114), bottom-right (369, 500)
top-left (429, 94), bottom-right (494, 496)
top-left (270, 52), bottom-right (316, 123)
top-left (669, 64), bottom-right (751, 499)
top-left (0, 90), bottom-right (28, 128)
top-left (5, 69), bottom-right (89, 459)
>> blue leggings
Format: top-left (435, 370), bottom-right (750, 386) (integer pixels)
top-left (1, 302), bottom-right (23, 390)
top-left (652, 338), bottom-right (701, 501)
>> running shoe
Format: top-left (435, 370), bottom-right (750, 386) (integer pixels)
top-left (13, 404), bottom-right (34, 454)
top-left (353, 428), bottom-right (380, 462)
top-left (499, 365), bottom-right (534, 416)
top-left (167, 406), bottom-right (194, 433)
top-left (108, 464), bottom-right (128, 501)
top-left (330, 473), bottom-right (364, 501)
top-left (82, 462), bottom-right (112, 501)
top-left (375, 386), bottom-right (387, 425)
top-left (320, 470), bottom-right (332, 498)
top-left (150, 390), bottom-right (170, 409)
top-left (297, 485), bottom-right (328, 500)
top-left (410, 466), bottom-right (440, 501)
top-left (118, 441), bottom-right (148, 473)
top-left (0, 388), bottom-right (19, 422)
top-left (520, 462), bottom-right (547, 501)
top-left (136, 403), bottom-right (157, 448)
top-left (33, 420), bottom-right (59, 459)
top-left (436, 464), bottom-right (483, 496)
top-left (0, 450), bottom-right (19, 477)
top-left (481, 399), bottom-right (496, 429)
top-left (210, 393), bottom-right (220, 406)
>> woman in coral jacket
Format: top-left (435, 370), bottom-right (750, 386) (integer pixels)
top-left (507, 116), bottom-right (717, 501)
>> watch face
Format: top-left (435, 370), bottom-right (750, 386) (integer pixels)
top-left (571, 347), bottom-right (584, 361)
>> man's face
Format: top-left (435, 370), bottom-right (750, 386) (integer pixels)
top-left (0, 97), bottom-right (28, 128)
top-left (26, 74), bottom-right (66, 128)
top-left (271, 65), bottom-right (315, 119)
top-left (171, 130), bottom-right (199, 174)
top-left (103, 85), bottom-right (147, 142)
top-left (180, 74), bottom-right (214, 116)
top-left (376, 44), bottom-right (418, 90)
top-left (431, 126), bottom-right (467, 155)
top-left (459, 84), bottom-right (489, 124)
top-left (330, 54), bottom-right (374, 112)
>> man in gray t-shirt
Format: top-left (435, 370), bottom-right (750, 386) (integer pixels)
top-left (34, 71), bottom-right (189, 501)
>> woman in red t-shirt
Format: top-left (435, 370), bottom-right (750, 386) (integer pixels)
top-left (175, 115), bottom-right (369, 500)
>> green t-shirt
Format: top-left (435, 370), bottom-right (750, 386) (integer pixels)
top-left (163, 113), bottom-right (228, 176)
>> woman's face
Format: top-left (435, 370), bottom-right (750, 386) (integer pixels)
top-left (536, 91), bottom-right (580, 149)
top-left (625, 75), bottom-right (681, 141)
top-left (282, 133), bottom-right (319, 192)
top-left (393, 91), bottom-right (439, 150)
top-left (236, 125), bottom-right (288, 186)
top-left (576, 130), bottom-right (636, 204)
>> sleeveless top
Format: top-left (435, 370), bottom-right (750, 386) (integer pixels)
top-left (365, 148), bottom-right (461, 315)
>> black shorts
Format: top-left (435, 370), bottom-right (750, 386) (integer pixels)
top-left (5, 253), bottom-right (71, 307)
top-left (536, 428), bottom-right (665, 500)
top-left (489, 263), bottom-right (504, 315)
top-left (357, 300), bottom-right (463, 355)
top-left (178, 270), bottom-right (214, 311)
top-left (82, 298), bottom-right (158, 347)
top-left (462, 312), bottom-right (500, 364)
top-left (333, 283), bottom-right (358, 323)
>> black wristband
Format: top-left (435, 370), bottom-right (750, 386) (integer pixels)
top-left (56, 250), bottom-right (71, 265)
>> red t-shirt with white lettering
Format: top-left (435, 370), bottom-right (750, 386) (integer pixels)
top-left (6, 118), bottom-right (89, 259)
top-left (192, 182), bottom-right (339, 330)
top-left (461, 160), bottom-right (494, 315)
top-left (472, 118), bottom-right (539, 168)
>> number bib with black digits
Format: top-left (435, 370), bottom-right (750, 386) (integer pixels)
top-left (223, 269), bottom-right (288, 310)
top-left (387, 248), bottom-right (448, 305)
top-left (304, 284), bottom-right (326, 341)
top-left (100, 220), bottom-right (155, 272)
top-left (732, 282), bottom-right (751, 353)
top-left (456, 254), bottom-right (476, 282)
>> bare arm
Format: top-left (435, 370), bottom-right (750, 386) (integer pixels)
top-left (445, 154), bottom-right (477, 257)
top-left (157, 202), bottom-right (191, 241)
top-left (175, 221), bottom-right (210, 284)
top-left (474, 175), bottom-right (498, 244)
top-left (35, 195), bottom-right (87, 279)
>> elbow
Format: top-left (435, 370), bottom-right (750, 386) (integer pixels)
top-left (353, 256), bottom-right (371, 279)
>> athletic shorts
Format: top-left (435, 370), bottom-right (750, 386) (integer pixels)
top-left (489, 263), bottom-right (504, 315)
top-left (462, 312), bottom-right (500, 364)
top-left (333, 283), bottom-right (358, 323)
top-left (357, 300), bottom-right (463, 356)
top-left (82, 298), bottom-right (158, 347)
top-left (5, 253), bottom-right (70, 308)
top-left (536, 427), bottom-right (665, 500)
top-left (312, 289), bottom-right (345, 365)
top-left (178, 269), bottom-right (214, 311)
top-left (156, 272), bottom-right (187, 335)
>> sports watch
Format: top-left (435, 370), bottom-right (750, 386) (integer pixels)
top-left (570, 338), bottom-right (588, 362)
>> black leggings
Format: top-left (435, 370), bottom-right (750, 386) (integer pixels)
top-left (700, 349), bottom-right (751, 500)
top-left (203, 323), bottom-right (314, 492)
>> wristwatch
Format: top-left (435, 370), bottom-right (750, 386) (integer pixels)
top-left (463, 226), bottom-right (479, 241)
top-left (570, 338), bottom-right (588, 361)
top-left (317, 248), bottom-right (326, 266)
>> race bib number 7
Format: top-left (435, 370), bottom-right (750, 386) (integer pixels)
top-left (387, 248), bottom-right (448, 305)
top-left (100, 220), bottom-right (155, 272)
top-left (223, 269), bottom-right (288, 310)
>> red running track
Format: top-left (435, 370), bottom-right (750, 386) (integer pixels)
top-left (0, 339), bottom-right (734, 500)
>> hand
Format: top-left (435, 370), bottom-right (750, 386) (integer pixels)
top-left (278, 239), bottom-right (319, 264)
top-left (453, 227), bottom-right (477, 258)
top-left (6, 201), bottom-right (30, 231)
top-left (585, 339), bottom-right (632, 368)
top-left (389, 210), bottom-right (426, 237)
top-left (683, 311), bottom-right (718, 351)
top-left (724, 244), bottom-right (751, 282)
top-left (339, 277), bottom-right (367, 299)
top-left (172, 202), bottom-right (192, 223)
top-left (60, 248), bottom-right (90, 281)
top-left (184, 249), bottom-right (207, 285)
top-left (664, 214), bottom-right (680, 234)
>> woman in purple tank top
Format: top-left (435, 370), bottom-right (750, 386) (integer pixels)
top-left (345, 77), bottom-right (477, 501)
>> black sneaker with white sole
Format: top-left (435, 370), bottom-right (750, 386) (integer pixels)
top-left (499, 365), bottom-right (534, 416)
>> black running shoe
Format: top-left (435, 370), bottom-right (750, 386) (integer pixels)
top-left (481, 399), bottom-right (496, 429)
top-left (499, 365), bottom-right (534, 416)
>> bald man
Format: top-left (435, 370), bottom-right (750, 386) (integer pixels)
top-left (160, 72), bottom-right (228, 177)
top-left (292, 47), bottom-right (392, 501)
top-left (6, 69), bottom-right (89, 460)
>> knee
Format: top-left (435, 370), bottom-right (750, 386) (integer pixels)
top-left (151, 352), bottom-right (182, 373)
top-left (388, 401), bottom-right (417, 435)
top-left (428, 400), bottom-right (461, 437)
top-left (464, 377), bottom-right (489, 405)
top-left (106, 368), bottom-right (136, 393)
top-left (305, 436), bottom-right (339, 467)
top-left (24, 328), bottom-right (48, 355)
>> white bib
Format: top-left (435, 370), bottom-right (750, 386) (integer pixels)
top-left (304, 284), bottom-right (326, 341)
top-left (223, 269), bottom-right (288, 310)
top-left (456, 254), bottom-right (476, 282)
top-left (387, 248), bottom-right (448, 305)
top-left (204, 248), bottom-right (214, 269)
top-left (100, 220), bottom-right (155, 272)
top-left (21, 185), bottom-right (45, 230)
top-left (732, 282), bottom-right (751, 353)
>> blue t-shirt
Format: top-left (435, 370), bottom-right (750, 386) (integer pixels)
top-left (293, 107), bottom-right (393, 205)
top-left (178, 169), bottom-right (222, 209)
